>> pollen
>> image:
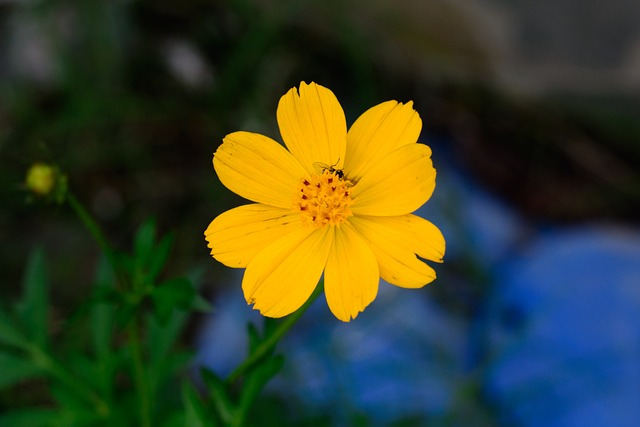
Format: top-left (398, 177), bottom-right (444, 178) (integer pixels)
top-left (295, 170), bottom-right (353, 227)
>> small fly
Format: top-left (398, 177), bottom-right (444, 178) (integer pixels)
top-left (313, 159), bottom-right (344, 179)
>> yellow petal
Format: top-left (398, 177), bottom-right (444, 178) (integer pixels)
top-left (350, 143), bottom-right (436, 216)
top-left (205, 204), bottom-right (302, 268)
top-left (350, 215), bottom-right (445, 288)
top-left (277, 82), bottom-right (347, 174)
top-left (324, 224), bottom-right (379, 322)
top-left (243, 226), bottom-right (333, 318)
top-left (214, 131), bottom-right (308, 208)
top-left (344, 100), bottom-right (422, 181)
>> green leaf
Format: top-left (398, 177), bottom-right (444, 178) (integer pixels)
top-left (0, 314), bottom-right (29, 349)
top-left (158, 412), bottom-right (186, 427)
top-left (17, 247), bottom-right (49, 348)
top-left (146, 312), bottom-right (193, 399)
top-left (200, 368), bottom-right (234, 424)
top-left (0, 352), bottom-right (45, 389)
top-left (147, 349), bottom-right (193, 402)
top-left (0, 409), bottom-right (58, 427)
top-left (50, 382), bottom-right (99, 420)
top-left (90, 257), bottom-right (118, 399)
top-left (247, 323), bottom-right (261, 353)
top-left (237, 355), bottom-right (284, 422)
top-left (114, 302), bottom-right (138, 328)
top-left (133, 218), bottom-right (157, 270)
top-left (246, 320), bottom-right (276, 365)
top-left (150, 278), bottom-right (195, 324)
top-left (263, 317), bottom-right (278, 337)
top-left (146, 232), bottom-right (174, 284)
top-left (91, 257), bottom-right (116, 361)
top-left (146, 308), bottom-right (189, 364)
top-left (115, 251), bottom-right (135, 279)
top-left (185, 267), bottom-right (211, 313)
top-left (182, 382), bottom-right (212, 427)
top-left (192, 295), bottom-right (213, 315)
top-left (66, 352), bottom-right (108, 399)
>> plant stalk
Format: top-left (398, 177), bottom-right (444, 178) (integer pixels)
top-left (66, 192), bottom-right (126, 288)
top-left (128, 320), bottom-right (152, 427)
top-left (226, 282), bottom-right (323, 384)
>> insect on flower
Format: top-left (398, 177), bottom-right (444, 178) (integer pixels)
top-left (313, 159), bottom-right (345, 179)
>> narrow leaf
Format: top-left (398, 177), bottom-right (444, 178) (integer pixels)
top-left (17, 247), bottom-right (49, 348)
top-left (191, 295), bottom-right (213, 313)
top-left (247, 323), bottom-right (261, 353)
top-left (0, 352), bottom-right (45, 389)
top-left (237, 354), bottom-right (284, 417)
top-left (146, 306), bottom-right (189, 365)
top-left (146, 312), bottom-right (193, 398)
top-left (146, 232), bottom-right (174, 283)
top-left (182, 382), bottom-right (212, 427)
top-left (150, 278), bottom-right (195, 324)
top-left (91, 257), bottom-right (116, 362)
top-left (0, 315), bottom-right (29, 349)
top-left (90, 257), bottom-right (118, 398)
top-left (134, 219), bottom-right (157, 270)
top-left (200, 368), bottom-right (235, 424)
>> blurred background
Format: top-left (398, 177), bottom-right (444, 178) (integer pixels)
top-left (2, 0), bottom-right (640, 425)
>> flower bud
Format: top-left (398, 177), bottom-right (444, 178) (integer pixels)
top-left (26, 163), bottom-right (56, 196)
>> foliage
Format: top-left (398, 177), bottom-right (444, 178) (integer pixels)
top-left (0, 207), bottom-right (292, 426)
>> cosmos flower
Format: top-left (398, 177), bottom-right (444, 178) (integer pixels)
top-left (205, 82), bottom-right (445, 321)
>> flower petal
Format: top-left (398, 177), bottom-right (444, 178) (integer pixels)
top-left (243, 226), bottom-right (333, 318)
top-left (214, 131), bottom-right (308, 208)
top-left (205, 204), bottom-right (302, 268)
top-left (345, 100), bottom-right (422, 181)
top-left (350, 214), bottom-right (445, 288)
top-left (277, 82), bottom-right (347, 174)
top-left (350, 143), bottom-right (436, 216)
top-left (324, 224), bottom-right (379, 322)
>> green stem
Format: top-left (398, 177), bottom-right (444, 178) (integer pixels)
top-left (128, 320), bottom-right (152, 427)
top-left (67, 191), bottom-right (150, 425)
top-left (66, 192), bottom-right (126, 288)
top-left (226, 282), bottom-right (323, 384)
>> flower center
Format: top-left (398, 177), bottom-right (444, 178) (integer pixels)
top-left (295, 170), bottom-right (353, 228)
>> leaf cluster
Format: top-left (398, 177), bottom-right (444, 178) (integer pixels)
top-left (185, 322), bottom-right (286, 427)
top-left (0, 220), bottom-right (209, 427)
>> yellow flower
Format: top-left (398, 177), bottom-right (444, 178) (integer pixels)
top-left (205, 82), bottom-right (445, 322)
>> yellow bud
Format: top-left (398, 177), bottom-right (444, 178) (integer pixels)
top-left (26, 163), bottom-right (56, 196)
